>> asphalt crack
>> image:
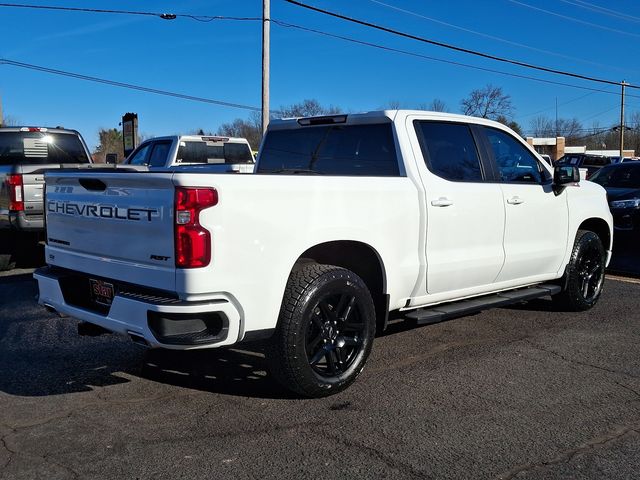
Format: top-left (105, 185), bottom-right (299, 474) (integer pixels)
top-left (523, 339), bottom-right (640, 381)
top-left (1, 431), bottom-right (79, 480)
top-left (1, 433), bottom-right (15, 474)
top-left (321, 431), bottom-right (432, 480)
top-left (496, 423), bottom-right (640, 479)
top-left (614, 380), bottom-right (640, 401)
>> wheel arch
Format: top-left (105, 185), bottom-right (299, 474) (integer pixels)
top-left (578, 217), bottom-right (612, 251)
top-left (294, 240), bottom-right (389, 333)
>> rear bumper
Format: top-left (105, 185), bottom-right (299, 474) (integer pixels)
top-left (0, 210), bottom-right (43, 231)
top-left (34, 267), bottom-right (242, 350)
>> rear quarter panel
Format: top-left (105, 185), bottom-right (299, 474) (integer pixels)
top-left (172, 173), bottom-right (421, 333)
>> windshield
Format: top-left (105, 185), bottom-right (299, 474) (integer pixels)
top-left (589, 164), bottom-right (640, 188)
top-left (0, 131), bottom-right (90, 165)
top-left (558, 155), bottom-right (609, 167)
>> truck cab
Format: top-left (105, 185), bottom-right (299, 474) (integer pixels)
top-left (125, 135), bottom-right (255, 173)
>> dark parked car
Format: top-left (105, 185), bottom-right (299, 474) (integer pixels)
top-left (589, 162), bottom-right (640, 232)
top-left (557, 153), bottom-right (612, 179)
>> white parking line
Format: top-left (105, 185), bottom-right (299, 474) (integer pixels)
top-left (606, 274), bottom-right (640, 285)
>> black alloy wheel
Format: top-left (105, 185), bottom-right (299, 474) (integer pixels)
top-left (553, 229), bottom-right (606, 311)
top-left (306, 293), bottom-right (366, 377)
top-left (575, 239), bottom-right (605, 303)
top-left (268, 263), bottom-right (376, 398)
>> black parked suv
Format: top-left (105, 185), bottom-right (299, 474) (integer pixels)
top-left (556, 153), bottom-right (612, 179)
top-left (0, 127), bottom-right (92, 269)
top-left (589, 162), bottom-right (640, 235)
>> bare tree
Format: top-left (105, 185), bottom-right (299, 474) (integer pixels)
top-left (429, 99), bottom-right (448, 112)
top-left (530, 116), bottom-right (555, 137)
top-left (217, 111), bottom-right (263, 150)
top-left (461, 84), bottom-right (513, 120)
top-left (384, 100), bottom-right (403, 110)
top-left (529, 115), bottom-right (583, 142)
top-left (279, 99), bottom-right (340, 118)
top-left (217, 99), bottom-right (343, 150)
top-left (0, 114), bottom-right (19, 127)
top-left (556, 118), bottom-right (583, 140)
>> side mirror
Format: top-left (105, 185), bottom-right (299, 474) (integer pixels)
top-left (105, 153), bottom-right (118, 164)
top-left (553, 165), bottom-right (579, 195)
top-left (554, 165), bottom-right (580, 185)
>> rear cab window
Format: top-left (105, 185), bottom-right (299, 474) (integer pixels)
top-left (0, 131), bottom-right (90, 165)
top-left (176, 140), bottom-right (254, 165)
top-left (257, 123), bottom-right (400, 176)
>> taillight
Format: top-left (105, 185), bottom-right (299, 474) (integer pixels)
top-left (174, 187), bottom-right (218, 268)
top-left (7, 174), bottom-right (24, 211)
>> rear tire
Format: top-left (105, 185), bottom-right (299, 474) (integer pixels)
top-left (267, 263), bottom-right (376, 398)
top-left (0, 254), bottom-right (13, 271)
top-left (553, 229), bottom-right (606, 311)
top-left (0, 231), bottom-right (16, 271)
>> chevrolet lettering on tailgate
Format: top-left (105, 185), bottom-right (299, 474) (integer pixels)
top-left (47, 201), bottom-right (158, 221)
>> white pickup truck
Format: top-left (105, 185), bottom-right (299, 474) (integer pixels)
top-left (35, 110), bottom-right (613, 397)
top-left (124, 134), bottom-right (254, 173)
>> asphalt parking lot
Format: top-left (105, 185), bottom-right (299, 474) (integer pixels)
top-left (1, 265), bottom-right (640, 480)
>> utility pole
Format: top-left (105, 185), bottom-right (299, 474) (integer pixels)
top-left (262, 0), bottom-right (270, 135)
top-left (555, 97), bottom-right (558, 138)
top-left (620, 81), bottom-right (627, 160)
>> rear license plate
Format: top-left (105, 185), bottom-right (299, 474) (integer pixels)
top-left (89, 279), bottom-right (115, 306)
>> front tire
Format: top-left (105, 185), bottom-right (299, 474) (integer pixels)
top-left (553, 229), bottom-right (606, 311)
top-left (268, 263), bottom-right (376, 398)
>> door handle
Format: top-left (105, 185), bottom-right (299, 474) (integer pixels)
top-left (506, 196), bottom-right (524, 205)
top-left (431, 197), bottom-right (454, 207)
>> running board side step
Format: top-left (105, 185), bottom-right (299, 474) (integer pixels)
top-left (405, 284), bottom-right (562, 325)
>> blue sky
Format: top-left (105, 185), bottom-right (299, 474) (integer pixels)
top-left (1, 0), bottom-right (639, 150)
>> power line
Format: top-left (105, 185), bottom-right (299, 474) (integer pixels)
top-left (0, 3), bottom-right (260, 22)
top-left (516, 92), bottom-right (596, 119)
top-left (272, 19), bottom-right (639, 100)
top-left (582, 105), bottom-right (622, 122)
top-left (507, 0), bottom-right (640, 39)
top-left (0, 58), bottom-right (264, 112)
top-left (524, 126), bottom-right (616, 135)
top-left (564, 0), bottom-right (640, 24)
top-left (282, 0), bottom-right (637, 89)
top-left (366, 0), bottom-right (627, 75)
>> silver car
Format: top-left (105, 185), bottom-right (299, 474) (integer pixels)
top-left (0, 126), bottom-right (92, 269)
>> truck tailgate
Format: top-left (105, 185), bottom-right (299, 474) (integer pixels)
top-left (44, 171), bottom-right (176, 291)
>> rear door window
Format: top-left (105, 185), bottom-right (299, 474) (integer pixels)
top-left (0, 132), bottom-right (89, 165)
top-left (414, 121), bottom-right (483, 182)
top-left (148, 141), bottom-right (172, 167)
top-left (258, 123), bottom-right (400, 176)
top-left (127, 143), bottom-right (152, 165)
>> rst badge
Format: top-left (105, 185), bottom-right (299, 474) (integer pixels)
top-left (89, 279), bottom-right (115, 306)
